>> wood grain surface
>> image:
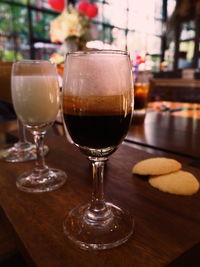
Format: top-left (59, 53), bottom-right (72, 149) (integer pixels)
top-left (0, 136), bottom-right (200, 267)
top-left (127, 110), bottom-right (200, 159)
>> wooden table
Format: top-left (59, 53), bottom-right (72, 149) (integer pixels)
top-left (0, 136), bottom-right (200, 266)
top-left (149, 78), bottom-right (200, 102)
top-left (127, 102), bottom-right (200, 159)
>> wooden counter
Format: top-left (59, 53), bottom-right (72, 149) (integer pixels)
top-left (0, 136), bottom-right (200, 266)
top-left (127, 104), bottom-right (200, 159)
top-left (149, 79), bottom-right (200, 102)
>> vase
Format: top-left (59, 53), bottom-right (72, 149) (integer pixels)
top-left (65, 37), bottom-right (79, 52)
top-left (56, 37), bottom-right (87, 77)
top-left (60, 37), bottom-right (87, 55)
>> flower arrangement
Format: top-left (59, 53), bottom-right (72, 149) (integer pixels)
top-left (49, 1), bottom-right (98, 66)
top-left (50, 1), bottom-right (98, 44)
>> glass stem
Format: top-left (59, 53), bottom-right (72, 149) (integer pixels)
top-left (14, 119), bottom-right (30, 150)
top-left (34, 132), bottom-right (47, 172)
top-left (18, 119), bottom-right (27, 143)
top-left (87, 158), bottom-right (111, 222)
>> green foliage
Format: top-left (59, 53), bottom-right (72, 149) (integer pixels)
top-left (0, 3), bottom-right (28, 35)
top-left (0, 2), bottom-right (56, 39)
top-left (32, 11), bottom-right (56, 39)
top-left (0, 50), bottom-right (23, 61)
top-left (11, 6), bottom-right (28, 35)
top-left (0, 1), bottom-right (57, 60)
top-left (12, 0), bottom-right (28, 4)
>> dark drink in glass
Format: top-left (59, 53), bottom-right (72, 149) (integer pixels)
top-left (62, 50), bottom-right (134, 250)
top-left (63, 95), bottom-right (132, 151)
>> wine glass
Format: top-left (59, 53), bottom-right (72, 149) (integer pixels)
top-left (0, 119), bottom-right (49, 162)
top-left (0, 62), bottom-right (45, 162)
top-left (62, 50), bottom-right (134, 250)
top-left (11, 60), bottom-right (67, 193)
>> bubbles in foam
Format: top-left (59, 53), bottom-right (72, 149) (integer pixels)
top-left (63, 53), bottom-right (133, 97)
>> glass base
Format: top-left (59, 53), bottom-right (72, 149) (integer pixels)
top-left (16, 168), bottom-right (67, 193)
top-left (0, 142), bottom-right (49, 162)
top-left (63, 202), bottom-right (134, 250)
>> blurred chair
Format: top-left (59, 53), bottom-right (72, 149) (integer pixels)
top-left (0, 62), bottom-right (17, 144)
top-left (0, 62), bottom-right (13, 103)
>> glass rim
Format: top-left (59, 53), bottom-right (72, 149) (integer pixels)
top-left (66, 49), bottom-right (129, 57)
top-left (14, 59), bottom-right (52, 65)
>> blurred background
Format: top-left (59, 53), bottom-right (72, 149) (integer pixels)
top-left (0, 0), bottom-right (199, 73)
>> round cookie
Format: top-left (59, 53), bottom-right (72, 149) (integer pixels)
top-left (149, 170), bottom-right (199, 196)
top-left (132, 157), bottom-right (181, 176)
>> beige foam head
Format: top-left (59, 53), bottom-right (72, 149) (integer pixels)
top-left (12, 60), bottom-right (56, 76)
top-left (63, 50), bottom-right (133, 97)
top-left (62, 50), bottom-right (134, 115)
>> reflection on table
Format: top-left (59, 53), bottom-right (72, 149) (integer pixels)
top-left (127, 102), bottom-right (200, 158)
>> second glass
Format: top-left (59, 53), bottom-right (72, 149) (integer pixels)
top-left (0, 119), bottom-right (36, 162)
top-left (11, 60), bottom-right (67, 193)
top-left (0, 62), bottom-right (41, 162)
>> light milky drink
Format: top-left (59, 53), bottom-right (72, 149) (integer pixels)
top-left (12, 75), bottom-right (60, 127)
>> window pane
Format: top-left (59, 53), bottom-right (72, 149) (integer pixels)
top-left (154, 20), bottom-right (162, 36)
top-left (0, 3), bottom-right (29, 61)
top-left (180, 41), bottom-right (194, 61)
top-left (0, 0), bottom-right (164, 63)
top-left (104, 26), bottom-right (112, 43)
top-left (127, 31), bottom-right (135, 58)
top-left (127, 31), bottom-right (161, 55)
top-left (92, 23), bottom-right (104, 41)
top-left (167, 0), bottom-right (176, 18)
top-left (31, 10), bottom-right (56, 40)
top-left (95, 2), bottom-right (103, 23)
top-left (0, 3), bottom-right (13, 34)
top-left (12, 0), bottom-right (28, 4)
top-left (103, 3), bottom-right (127, 28)
top-left (11, 6), bottom-right (28, 35)
top-left (154, 0), bottom-right (163, 19)
top-left (129, 31), bottom-right (147, 52)
top-left (180, 21), bottom-right (195, 41)
top-left (146, 35), bottom-right (161, 54)
top-left (107, 0), bottom-right (127, 10)
top-left (29, 0), bottom-right (54, 10)
top-left (112, 28), bottom-right (126, 50)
